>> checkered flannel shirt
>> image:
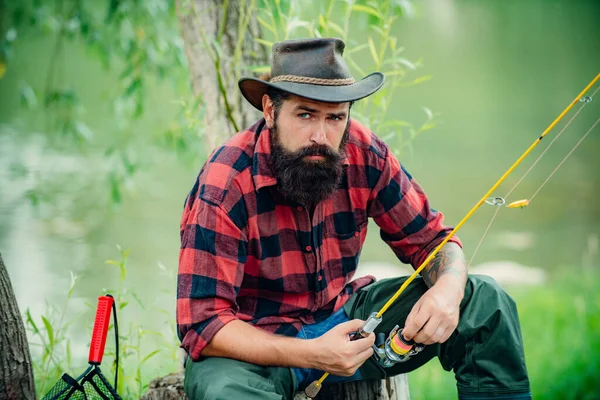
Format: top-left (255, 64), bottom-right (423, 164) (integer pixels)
top-left (177, 117), bottom-right (461, 361)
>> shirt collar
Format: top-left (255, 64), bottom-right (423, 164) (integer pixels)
top-left (251, 120), bottom-right (278, 192)
top-left (251, 119), bottom-right (351, 192)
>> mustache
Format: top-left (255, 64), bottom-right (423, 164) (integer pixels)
top-left (292, 144), bottom-right (341, 160)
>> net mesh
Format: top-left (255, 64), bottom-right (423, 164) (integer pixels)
top-left (42, 367), bottom-right (120, 400)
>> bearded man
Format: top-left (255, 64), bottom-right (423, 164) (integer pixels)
top-left (177, 38), bottom-right (531, 400)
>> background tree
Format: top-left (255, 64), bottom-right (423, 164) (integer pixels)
top-left (0, 253), bottom-right (36, 400)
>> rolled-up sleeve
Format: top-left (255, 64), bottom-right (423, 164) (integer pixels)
top-left (177, 196), bottom-right (247, 361)
top-left (368, 147), bottom-right (462, 269)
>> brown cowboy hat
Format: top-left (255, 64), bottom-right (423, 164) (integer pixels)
top-left (238, 37), bottom-right (385, 111)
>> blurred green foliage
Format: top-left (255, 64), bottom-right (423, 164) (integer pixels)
top-left (1, 0), bottom-right (190, 207)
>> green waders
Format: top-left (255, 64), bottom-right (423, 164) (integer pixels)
top-left (184, 274), bottom-right (531, 400)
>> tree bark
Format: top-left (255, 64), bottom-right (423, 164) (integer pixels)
top-left (0, 253), bottom-right (36, 400)
top-left (175, 0), bottom-right (267, 151)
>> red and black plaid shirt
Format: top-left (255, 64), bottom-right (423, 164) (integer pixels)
top-left (177, 118), bottom-right (461, 361)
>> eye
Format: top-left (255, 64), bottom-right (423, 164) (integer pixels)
top-left (298, 113), bottom-right (311, 119)
top-left (329, 115), bottom-right (342, 121)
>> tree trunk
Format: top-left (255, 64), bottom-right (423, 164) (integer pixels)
top-left (175, 0), bottom-right (268, 151)
top-left (0, 253), bottom-right (36, 400)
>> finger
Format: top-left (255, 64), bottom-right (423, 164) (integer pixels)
top-left (356, 345), bottom-right (374, 364)
top-left (344, 345), bottom-right (374, 376)
top-left (336, 319), bottom-right (366, 336)
top-left (413, 316), bottom-right (441, 345)
top-left (402, 302), bottom-right (429, 341)
top-left (439, 325), bottom-right (457, 344)
top-left (349, 330), bottom-right (376, 351)
top-left (430, 325), bottom-right (447, 344)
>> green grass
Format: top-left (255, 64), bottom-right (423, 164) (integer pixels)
top-left (408, 267), bottom-right (600, 400)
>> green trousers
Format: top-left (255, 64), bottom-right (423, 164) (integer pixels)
top-left (184, 275), bottom-right (531, 399)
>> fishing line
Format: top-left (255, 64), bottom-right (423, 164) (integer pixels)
top-left (468, 84), bottom-right (600, 267)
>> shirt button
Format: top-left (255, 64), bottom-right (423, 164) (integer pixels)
top-left (305, 245), bottom-right (312, 252)
top-left (354, 231), bottom-right (359, 237)
top-left (297, 206), bottom-right (303, 211)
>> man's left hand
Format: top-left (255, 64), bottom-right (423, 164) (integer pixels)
top-left (401, 277), bottom-right (463, 345)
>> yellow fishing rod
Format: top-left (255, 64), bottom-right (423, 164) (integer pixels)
top-left (305, 72), bottom-right (600, 398)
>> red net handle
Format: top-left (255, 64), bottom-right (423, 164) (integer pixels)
top-left (88, 295), bottom-right (114, 365)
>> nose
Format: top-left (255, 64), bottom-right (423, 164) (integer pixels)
top-left (309, 121), bottom-right (328, 145)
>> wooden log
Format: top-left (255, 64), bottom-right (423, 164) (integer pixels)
top-left (141, 371), bottom-right (410, 400)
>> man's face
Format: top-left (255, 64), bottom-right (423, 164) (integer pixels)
top-left (262, 94), bottom-right (350, 156)
top-left (261, 93), bottom-right (351, 207)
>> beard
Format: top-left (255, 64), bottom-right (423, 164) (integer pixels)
top-left (269, 119), bottom-right (350, 208)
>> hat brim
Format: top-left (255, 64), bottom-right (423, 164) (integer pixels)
top-left (238, 72), bottom-right (385, 111)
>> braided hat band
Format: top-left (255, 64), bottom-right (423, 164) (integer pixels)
top-left (269, 75), bottom-right (356, 86)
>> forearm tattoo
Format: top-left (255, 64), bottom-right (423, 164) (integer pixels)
top-left (421, 242), bottom-right (467, 288)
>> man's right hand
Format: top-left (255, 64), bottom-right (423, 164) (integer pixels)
top-left (309, 318), bottom-right (375, 376)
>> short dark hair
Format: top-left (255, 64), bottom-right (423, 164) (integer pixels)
top-left (266, 86), bottom-right (355, 115)
top-left (266, 87), bottom-right (292, 114)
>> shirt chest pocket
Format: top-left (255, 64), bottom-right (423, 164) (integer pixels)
top-left (325, 213), bottom-right (368, 260)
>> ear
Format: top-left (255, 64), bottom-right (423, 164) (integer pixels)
top-left (262, 94), bottom-right (275, 128)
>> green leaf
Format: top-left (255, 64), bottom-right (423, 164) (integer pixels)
top-left (141, 350), bottom-right (160, 365)
top-left (66, 339), bottom-right (72, 366)
top-left (367, 37), bottom-right (378, 64)
top-left (412, 75), bottom-right (432, 84)
top-left (119, 64), bottom-right (135, 80)
top-left (109, 174), bottom-right (122, 205)
top-left (254, 38), bottom-right (273, 48)
top-left (423, 107), bottom-right (433, 121)
top-left (25, 190), bottom-right (40, 207)
top-left (326, 21), bottom-right (345, 37)
top-left (249, 65), bottom-right (270, 74)
top-left (389, 37), bottom-right (397, 52)
top-left (257, 16), bottom-right (277, 36)
top-left (381, 70), bottom-right (406, 77)
top-left (42, 316), bottom-right (54, 347)
top-left (318, 14), bottom-right (327, 31)
top-left (132, 292), bottom-right (145, 309)
top-left (396, 57), bottom-right (416, 70)
top-left (124, 78), bottom-right (141, 98)
top-left (370, 25), bottom-right (384, 37)
top-left (346, 43), bottom-right (369, 54)
top-left (68, 271), bottom-right (78, 298)
top-left (74, 122), bottom-right (94, 142)
top-left (285, 18), bottom-right (311, 36)
top-left (351, 4), bottom-right (383, 20)
top-left (380, 120), bottom-right (412, 129)
top-left (20, 84), bottom-right (38, 109)
top-left (26, 309), bottom-right (39, 334)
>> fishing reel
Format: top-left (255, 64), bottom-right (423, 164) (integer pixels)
top-left (372, 325), bottom-right (425, 368)
top-left (347, 313), bottom-right (425, 368)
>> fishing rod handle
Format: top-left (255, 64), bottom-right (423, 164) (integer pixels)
top-left (349, 312), bottom-right (381, 341)
top-left (89, 295), bottom-right (114, 365)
